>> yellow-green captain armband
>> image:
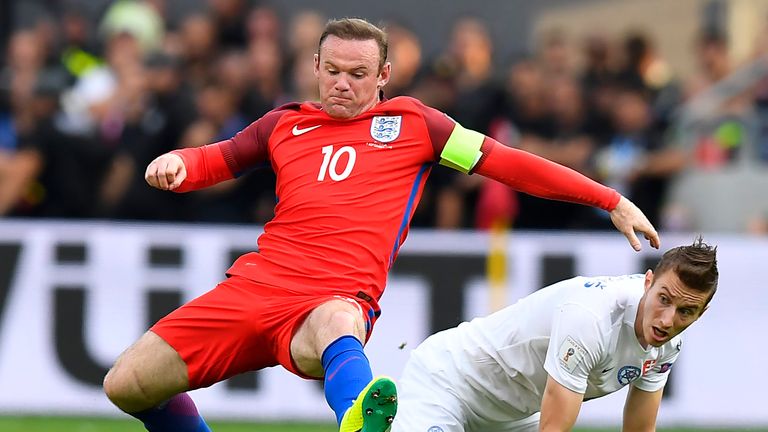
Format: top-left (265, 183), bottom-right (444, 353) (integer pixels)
top-left (438, 123), bottom-right (484, 174)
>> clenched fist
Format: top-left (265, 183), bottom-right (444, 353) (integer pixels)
top-left (145, 153), bottom-right (187, 191)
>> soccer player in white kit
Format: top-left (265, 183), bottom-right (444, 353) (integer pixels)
top-left (392, 238), bottom-right (718, 432)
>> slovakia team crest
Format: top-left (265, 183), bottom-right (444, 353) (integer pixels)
top-left (370, 116), bottom-right (402, 143)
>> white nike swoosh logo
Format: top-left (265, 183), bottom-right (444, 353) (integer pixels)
top-left (292, 124), bottom-right (322, 136)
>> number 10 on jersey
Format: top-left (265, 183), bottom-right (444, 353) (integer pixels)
top-left (318, 145), bottom-right (357, 181)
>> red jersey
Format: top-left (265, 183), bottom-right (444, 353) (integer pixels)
top-left (179, 97), bottom-right (454, 314)
top-left (173, 96), bottom-right (619, 317)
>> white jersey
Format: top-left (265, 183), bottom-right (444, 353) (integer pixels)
top-left (408, 274), bottom-right (681, 423)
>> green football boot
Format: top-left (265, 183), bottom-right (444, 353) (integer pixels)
top-left (339, 376), bottom-right (398, 432)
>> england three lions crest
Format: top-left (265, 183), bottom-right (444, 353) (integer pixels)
top-left (370, 116), bottom-right (402, 143)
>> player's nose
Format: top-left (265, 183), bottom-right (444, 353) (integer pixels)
top-left (659, 307), bottom-right (675, 328)
top-left (334, 75), bottom-right (351, 91)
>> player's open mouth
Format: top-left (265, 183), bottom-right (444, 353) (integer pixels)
top-left (652, 326), bottom-right (668, 341)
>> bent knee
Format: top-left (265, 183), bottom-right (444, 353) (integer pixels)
top-left (103, 363), bottom-right (153, 412)
top-left (328, 308), bottom-right (363, 332)
top-left (318, 300), bottom-right (366, 336)
top-left (291, 300), bottom-right (366, 373)
top-left (103, 333), bottom-right (188, 412)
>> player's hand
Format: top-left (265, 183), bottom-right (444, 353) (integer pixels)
top-left (609, 195), bottom-right (660, 251)
top-left (145, 153), bottom-right (186, 191)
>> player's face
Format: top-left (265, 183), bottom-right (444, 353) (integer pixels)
top-left (636, 269), bottom-right (711, 348)
top-left (315, 35), bottom-right (391, 119)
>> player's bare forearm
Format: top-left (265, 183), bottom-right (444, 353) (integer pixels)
top-left (539, 422), bottom-right (576, 432)
top-left (622, 425), bottom-right (656, 432)
top-left (539, 376), bottom-right (583, 432)
top-left (622, 386), bottom-right (662, 432)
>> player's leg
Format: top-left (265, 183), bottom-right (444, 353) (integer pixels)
top-left (390, 395), bottom-right (463, 432)
top-left (103, 331), bottom-right (211, 432)
top-left (290, 297), bottom-right (396, 431)
top-left (390, 343), bottom-right (465, 432)
top-left (104, 275), bottom-right (280, 432)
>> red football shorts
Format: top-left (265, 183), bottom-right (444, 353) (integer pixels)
top-left (150, 275), bottom-right (376, 389)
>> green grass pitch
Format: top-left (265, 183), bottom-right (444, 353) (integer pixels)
top-left (0, 417), bottom-right (765, 432)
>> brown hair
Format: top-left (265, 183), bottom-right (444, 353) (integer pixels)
top-left (318, 18), bottom-right (388, 71)
top-left (654, 236), bottom-right (718, 305)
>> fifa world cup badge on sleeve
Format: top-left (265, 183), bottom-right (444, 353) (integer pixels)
top-left (558, 336), bottom-right (587, 373)
top-left (370, 116), bottom-right (402, 143)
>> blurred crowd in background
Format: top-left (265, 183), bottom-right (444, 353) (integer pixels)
top-left (2, 0), bottom-right (768, 232)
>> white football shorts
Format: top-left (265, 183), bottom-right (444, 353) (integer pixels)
top-left (391, 342), bottom-right (540, 432)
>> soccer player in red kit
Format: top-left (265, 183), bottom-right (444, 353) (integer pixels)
top-left (103, 18), bottom-right (660, 432)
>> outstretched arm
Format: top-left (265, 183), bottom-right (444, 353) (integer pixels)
top-left (623, 385), bottom-right (663, 432)
top-left (144, 143), bottom-right (235, 192)
top-left (540, 375), bottom-right (584, 432)
top-left (472, 138), bottom-right (660, 251)
top-left (146, 107), bottom-right (289, 193)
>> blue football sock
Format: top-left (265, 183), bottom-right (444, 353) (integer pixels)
top-left (321, 335), bottom-right (373, 425)
top-left (131, 393), bottom-right (212, 432)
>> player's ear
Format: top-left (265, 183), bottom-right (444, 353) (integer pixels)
top-left (314, 53), bottom-right (320, 77)
top-left (378, 61), bottom-right (391, 88)
top-left (644, 269), bottom-right (653, 292)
